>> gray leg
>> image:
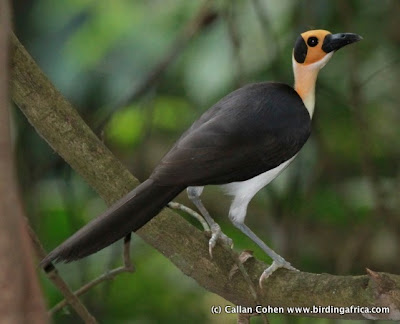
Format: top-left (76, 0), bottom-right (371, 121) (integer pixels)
top-left (228, 199), bottom-right (298, 286)
top-left (187, 187), bottom-right (233, 257)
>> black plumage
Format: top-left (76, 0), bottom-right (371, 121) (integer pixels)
top-left (41, 82), bottom-right (311, 266)
top-left (152, 83), bottom-right (311, 185)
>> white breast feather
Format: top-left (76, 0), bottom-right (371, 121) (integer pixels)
top-left (221, 156), bottom-right (296, 223)
top-left (222, 157), bottom-right (295, 198)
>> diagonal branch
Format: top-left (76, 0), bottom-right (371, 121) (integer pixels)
top-left (10, 33), bottom-right (400, 321)
top-left (48, 234), bottom-right (134, 315)
top-left (27, 223), bottom-right (98, 323)
top-left (96, 0), bottom-right (218, 131)
top-left (168, 201), bottom-right (210, 231)
top-left (224, 2), bottom-right (245, 87)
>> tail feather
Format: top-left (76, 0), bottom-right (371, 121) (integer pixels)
top-left (40, 179), bottom-right (183, 267)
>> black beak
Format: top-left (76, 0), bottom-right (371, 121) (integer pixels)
top-left (322, 33), bottom-right (363, 53)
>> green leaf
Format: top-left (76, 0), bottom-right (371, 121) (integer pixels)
top-left (152, 96), bottom-right (192, 132)
top-left (106, 105), bottom-right (145, 148)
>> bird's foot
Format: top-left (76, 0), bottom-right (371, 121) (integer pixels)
top-left (208, 223), bottom-right (233, 258)
top-left (259, 259), bottom-right (298, 288)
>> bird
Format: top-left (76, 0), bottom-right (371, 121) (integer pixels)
top-left (41, 29), bottom-right (362, 284)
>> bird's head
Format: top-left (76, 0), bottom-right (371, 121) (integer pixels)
top-left (292, 29), bottom-right (362, 117)
top-left (293, 29), bottom-right (362, 68)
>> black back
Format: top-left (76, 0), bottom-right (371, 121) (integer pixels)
top-left (150, 82), bottom-right (311, 186)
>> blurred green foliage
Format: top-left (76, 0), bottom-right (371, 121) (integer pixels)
top-left (13, 0), bottom-right (400, 323)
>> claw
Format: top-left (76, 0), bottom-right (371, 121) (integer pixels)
top-left (208, 235), bottom-right (217, 258)
top-left (208, 224), bottom-right (233, 258)
top-left (259, 260), bottom-right (299, 288)
top-left (226, 236), bottom-right (234, 249)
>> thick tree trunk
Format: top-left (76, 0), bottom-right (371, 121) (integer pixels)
top-left (0, 2), bottom-right (48, 322)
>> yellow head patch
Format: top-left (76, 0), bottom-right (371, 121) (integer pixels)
top-left (294, 29), bottom-right (332, 65)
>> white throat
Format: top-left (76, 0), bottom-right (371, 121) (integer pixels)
top-left (292, 52), bottom-right (333, 118)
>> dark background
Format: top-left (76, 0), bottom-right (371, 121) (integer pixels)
top-left (12, 0), bottom-right (400, 323)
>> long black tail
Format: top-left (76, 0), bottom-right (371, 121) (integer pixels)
top-left (40, 179), bottom-right (183, 267)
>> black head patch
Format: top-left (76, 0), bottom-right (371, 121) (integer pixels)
top-left (294, 35), bottom-right (307, 63)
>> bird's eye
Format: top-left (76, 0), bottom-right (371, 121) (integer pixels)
top-left (307, 37), bottom-right (318, 47)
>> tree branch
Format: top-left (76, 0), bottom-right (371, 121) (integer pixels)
top-left (96, 0), bottom-right (217, 131)
top-left (48, 234), bottom-right (134, 316)
top-left (27, 223), bottom-right (98, 323)
top-left (224, 2), bottom-right (245, 87)
top-left (10, 33), bottom-right (400, 321)
top-left (251, 0), bottom-right (280, 59)
top-left (0, 2), bottom-right (47, 322)
top-left (168, 201), bottom-right (210, 231)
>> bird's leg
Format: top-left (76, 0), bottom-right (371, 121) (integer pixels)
top-left (231, 219), bottom-right (298, 287)
top-left (228, 198), bottom-right (297, 286)
top-left (187, 187), bottom-right (233, 257)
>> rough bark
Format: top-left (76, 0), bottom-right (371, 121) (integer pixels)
top-left (0, 3), bottom-right (47, 323)
top-left (10, 33), bottom-right (400, 321)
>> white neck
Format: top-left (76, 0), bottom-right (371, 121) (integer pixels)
top-left (292, 52), bottom-right (333, 118)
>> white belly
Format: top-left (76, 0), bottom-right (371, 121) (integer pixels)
top-left (221, 156), bottom-right (296, 201)
top-left (221, 156), bottom-right (297, 224)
